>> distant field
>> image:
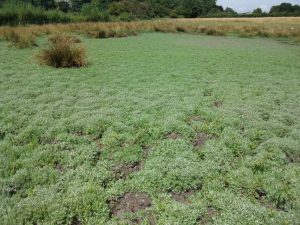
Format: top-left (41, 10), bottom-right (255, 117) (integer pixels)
top-left (0, 20), bottom-right (300, 224)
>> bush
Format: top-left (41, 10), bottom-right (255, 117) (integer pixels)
top-left (38, 34), bottom-right (87, 68)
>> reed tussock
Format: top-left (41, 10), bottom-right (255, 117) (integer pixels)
top-left (86, 28), bottom-right (137, 39)
top-left (2, 28), bottom-right (36, 48)
top-left (38, 34), bottom-right (87, 68)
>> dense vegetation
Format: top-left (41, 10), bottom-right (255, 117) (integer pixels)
top-left (0, 30), bottom-right (300, 224)
top-left (0, 0), bottom-right (299, 25)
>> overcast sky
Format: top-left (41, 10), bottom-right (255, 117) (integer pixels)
top-left (217, 0), bottom-right (300, 13)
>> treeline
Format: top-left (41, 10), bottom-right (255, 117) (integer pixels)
top-left (247, 3), bottom-right (300, 17)
top-left (0, 0), bottom-right (299, 26)
top-left (0, 3), bottom-right (74, 25)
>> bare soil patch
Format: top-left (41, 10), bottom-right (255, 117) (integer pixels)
top-left (109, 192), bottom-right (151, 218)
top-left (166, 132), bottom-right (180, 140)
top-left (114, 162), bottom-right (142, 179)
top-left (71, 216), bottom-right (82, 225)
top-left (285, 153), bottom-right (300, 163)
top-left (53, 161), bottom-right (64, 172)
top-left (213, 100), bottom-right (223, 108)
top-left (193, 133), bottom-right (209, 148)
top-left (171, 190), bottom-right (196, 204)
top-left (255, 188), bottom-right (267, 199)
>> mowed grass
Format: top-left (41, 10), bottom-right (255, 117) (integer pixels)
top-left (0, 33), bottom-right (300, 224)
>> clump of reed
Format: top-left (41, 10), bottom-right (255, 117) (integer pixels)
top-left (196, 26), bottom-right (227, 36)
top-left (2, 28), bottom-right (37, 48)
top-left (37, 34), bottom-right (87, 68)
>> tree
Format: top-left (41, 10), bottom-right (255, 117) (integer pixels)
top-left (269, 3), bottom-right (300, 16)
top-left (252, 8), bottom-right (263, 16)
top-left (224, 7), bottom-right (237, 16)
top-left (180, 0), bottom-right (217, 17)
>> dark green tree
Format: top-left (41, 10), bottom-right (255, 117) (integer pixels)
top-left (252, 8), bottom-right (263, 16)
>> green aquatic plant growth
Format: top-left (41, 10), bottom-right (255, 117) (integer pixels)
top-left (0, 33), bottom-right (299, 224)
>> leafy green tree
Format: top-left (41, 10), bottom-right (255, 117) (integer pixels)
top-left (223, 7), bottom-right (237, 16)
top-left (252, 8), bottom-right (263, 16)
top-left (270, 3), bottom-right (300, 16)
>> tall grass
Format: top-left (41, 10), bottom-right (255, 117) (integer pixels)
top-left (0, 17), bottom-right (299, 48)
top-left (38, 34), bottom-right (87, 68)
top-left (2, 28), bottom-right (36, 48)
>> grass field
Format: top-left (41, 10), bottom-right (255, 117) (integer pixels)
top-left (0, 26), bottom-right (300, 224)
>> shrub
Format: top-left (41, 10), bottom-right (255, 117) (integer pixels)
top-left (38, 34), bottom-right (87, 68)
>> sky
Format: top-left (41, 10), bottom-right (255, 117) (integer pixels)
top-left (217, 0), bottom-right (300, 13)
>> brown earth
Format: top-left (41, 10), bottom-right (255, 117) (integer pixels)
top-left (109, 192), bottom-right (151, 218)
top-left (166, 132), bottom-right (181, 140)
top-left (213, 100), bottom-right (223, 108)
top-left (171, 190), bottom-right (196, 204)
top-left (114, 162), bottom-right (142, 179)
top-left (193, 133), bottom-right (209, 148)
